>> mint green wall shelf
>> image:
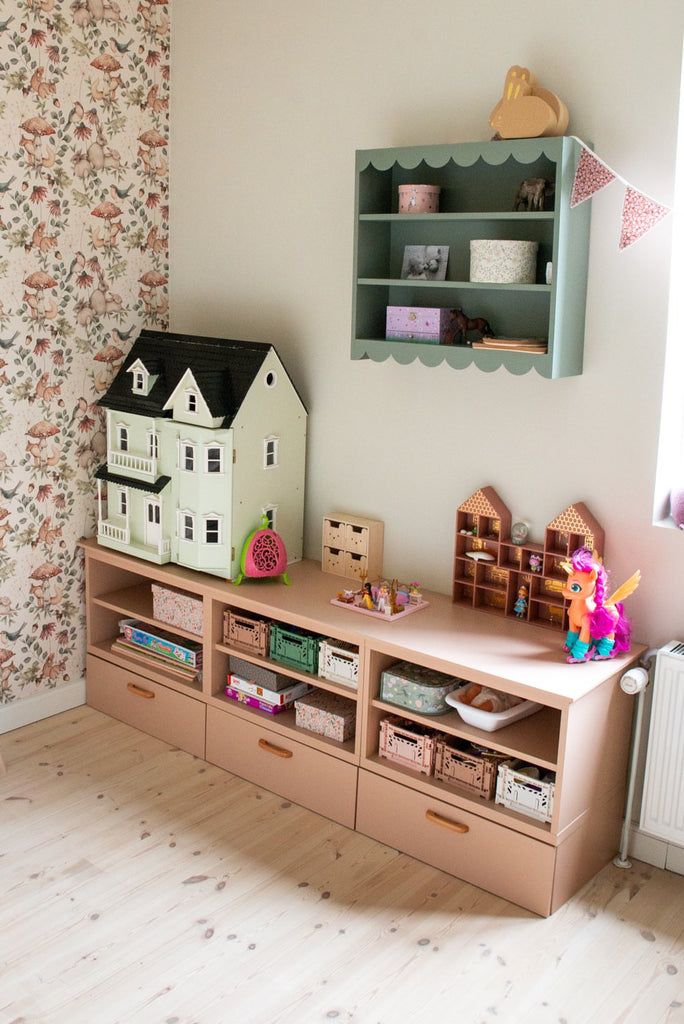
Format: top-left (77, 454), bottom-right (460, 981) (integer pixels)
top-left (351, 137), bottom-right (591, 379)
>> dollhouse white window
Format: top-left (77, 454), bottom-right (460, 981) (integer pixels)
top-left (205, 445), bottom-right (224, 474)
top-left (262, 504), bottom-right (277, 530)
top-left (133, 370), bottom-right (145, 392)
top-left (147, 431), bottom-right (159, 461)
top-left (185, 391), bottom-right (198, 414)
top-left (263, 436), bottom-right (279, 469)
top-left (264, 370), bottom-right (277, 389)
top-left (203, 515), bottom-right (222, 544)
top-left (119, 488), bottom-right (128, 516)
top-left (178, 510), bottom-right (195, 541)
top-left (181, 442), bottom-right (196, 472)
top-left (118, 425), bottom-right (129, 452)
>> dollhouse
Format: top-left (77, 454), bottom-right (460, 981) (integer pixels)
top-left (95, 330), bottom-right (307, 579)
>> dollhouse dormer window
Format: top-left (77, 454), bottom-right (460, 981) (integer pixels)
top-left (127, 360), bottom-right (152, 395)
top-left (185, 391), bottom-right (198, 414)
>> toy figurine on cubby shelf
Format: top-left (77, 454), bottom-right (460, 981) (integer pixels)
top-left (561, 547), bottom-right (641, 663)
top-left (514, 585), bottom-right (528, 619)
top-left (234, 514), bottom-right (290, 586)
top-left (453, 488), bottom-right (608, 634)
top-left (331, 571), bottom-right (427, 621)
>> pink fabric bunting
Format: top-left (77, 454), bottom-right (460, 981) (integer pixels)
top-left (619, 187), bottom-right (670, 250)
top-left (570, 147), bottom-right (616, 207)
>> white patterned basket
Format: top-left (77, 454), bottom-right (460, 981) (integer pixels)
top-left (470, 239), bottom-right (538, 285)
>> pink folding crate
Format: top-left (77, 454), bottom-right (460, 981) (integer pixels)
top-left (434, 737), bottom-right (512, 800)
top-left (378, 716), bottom-right (438, 776)
top-left (224, 609), bottom-right (270, 657)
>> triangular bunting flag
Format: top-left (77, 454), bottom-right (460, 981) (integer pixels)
top-left (619, 187), bottom-right (670, 250)
top-left (570, 146), bottom-right (616, 207)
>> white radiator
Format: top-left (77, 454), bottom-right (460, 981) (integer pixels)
top-left (639, 641), bottom-right (684, 845)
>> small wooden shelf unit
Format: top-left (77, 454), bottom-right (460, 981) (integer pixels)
top-left (83, 538), bottom-right (642, 917)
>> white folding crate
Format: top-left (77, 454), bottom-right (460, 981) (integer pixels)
top-left (318, 639), bottom-right (360, 688)
top-left (495, 762), bottom-right (555, 823)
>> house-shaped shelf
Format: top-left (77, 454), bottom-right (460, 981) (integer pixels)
top-left (453, 491), bottom-right (605, 631)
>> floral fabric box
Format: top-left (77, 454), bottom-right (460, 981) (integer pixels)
top-left (380, 660), bottom-right (461, 716)
top-left (294, 690), bottom-right (356, 743)
top-left (152, 584), bottom-right (203, 637)
top-left (385, 306), bottom-right (456, 344)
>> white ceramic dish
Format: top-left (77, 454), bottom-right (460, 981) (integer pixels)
top-left (445, 685), bottom-right (541, 732)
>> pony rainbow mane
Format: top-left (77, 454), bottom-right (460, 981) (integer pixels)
top-left (569, 546), bottom-right (631, 651)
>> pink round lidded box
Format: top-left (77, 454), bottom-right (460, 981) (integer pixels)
top-left (398, 184), bottom-right (441, 213)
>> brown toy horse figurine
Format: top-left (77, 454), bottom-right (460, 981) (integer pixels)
top-left (444, 308), bottom-right (494, 346)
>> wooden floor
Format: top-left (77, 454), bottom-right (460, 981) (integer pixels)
top-left (1, 710), bottom-right (683, 1024)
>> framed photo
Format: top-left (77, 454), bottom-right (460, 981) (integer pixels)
top-left (400, 245), bottom-right (449, 281)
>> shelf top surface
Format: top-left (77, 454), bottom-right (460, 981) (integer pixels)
top-left (83, 540), bottom-right (644, 707)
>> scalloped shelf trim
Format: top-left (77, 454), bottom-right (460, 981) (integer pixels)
top-left (353, 339), bottom-right (548, 377)
top-left (358, 137), bottom-right (565, 173)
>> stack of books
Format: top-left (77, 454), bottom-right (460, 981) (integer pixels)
top-left (225, 671), bottom-right (312, 715)
top-left (113, 618), bottom-right (203, 685)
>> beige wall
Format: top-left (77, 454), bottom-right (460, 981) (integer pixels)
top-left (170, 0), bottom-right (684, 648)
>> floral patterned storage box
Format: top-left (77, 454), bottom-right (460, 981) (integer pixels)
top-left (380, 660), bottom-right (462, 716)
top-left (151, 584), bottom-right (203, 637)
top-left (294, 690), bottom-right (356, 743)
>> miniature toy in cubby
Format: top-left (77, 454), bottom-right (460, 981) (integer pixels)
top-left (452, 489), bottom-right (605, 632)
top-left (322, 512), bottom-right (384, 581)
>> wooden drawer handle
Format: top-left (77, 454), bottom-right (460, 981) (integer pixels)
top-left (258, 737), bottom-right (293, 759)
top-left (127, 682), bottom-right (155, 700)
top-left (425, 809), bottom-right (469, 834)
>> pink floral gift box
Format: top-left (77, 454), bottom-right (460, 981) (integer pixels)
top-left (385, 306), bottom-right (457, 344)
top-left (294, 690), bottom-right (356, 743)
top-left (151, 584), bottom-right (203, 637)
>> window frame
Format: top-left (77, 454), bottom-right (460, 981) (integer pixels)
top-left (178, 509), bottom-right (195, 542)
top-left (118, 487), bottom-right (129, 517)
top-left (203, 514), bottom-right (222, 545)
top-left (263, 435), bottom-right (279, 470)
top-left (185, 390), bottom-right (198, 414)
top-left (117, 424), bottom-right (129, 452)
top-left (204, 443), bottom-right (224, 475)
top-left (180, 440), bottom-right (196, 473)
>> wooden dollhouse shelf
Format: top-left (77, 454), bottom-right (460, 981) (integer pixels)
top-left (352, 137), bottom-right (590, 378)
top-left (83, 538), bottom-right (644, 917)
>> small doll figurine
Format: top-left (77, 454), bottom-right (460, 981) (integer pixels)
top-left (561, 547), bottom-right (641, 663)
top-left (376, 581), bottom-right (390, 615)
top-left (360, 582), bottom-right (374, 610)
top-left (514, 584), bottom-right (528, 619)
top-left (529, 553), bottom-right (542, 573)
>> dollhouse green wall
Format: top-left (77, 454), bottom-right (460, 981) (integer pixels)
top-left (170, 0), bottom-right (684, 649)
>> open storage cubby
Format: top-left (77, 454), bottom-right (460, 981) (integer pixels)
top-left (352, 136), bottom-right (591, 378)
top-left (83, 538), bottom-right (643, 916)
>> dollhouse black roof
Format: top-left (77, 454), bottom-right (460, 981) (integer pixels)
top-left (95, 466), bottom-right (171, 493)
top-left (98, 329), bottom-right (305, 426)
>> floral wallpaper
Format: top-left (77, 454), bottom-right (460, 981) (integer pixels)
top-left (0, 0), bottom-right (169, 705)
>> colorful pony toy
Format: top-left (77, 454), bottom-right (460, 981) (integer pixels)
top-left (561, 547), bottom-right (641, 664)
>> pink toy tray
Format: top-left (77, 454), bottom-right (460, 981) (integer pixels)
top-left (329, 597), bottom-right (429, 621)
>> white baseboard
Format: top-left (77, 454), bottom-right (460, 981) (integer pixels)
top-left (0, 679), bottom-right (86, 734)
top-left (629, 825), bottom-right (684, 876)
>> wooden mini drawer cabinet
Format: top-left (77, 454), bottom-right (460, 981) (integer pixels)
top-left (86, 654), bottom-right (206, 758)
top-left (206, 706), bottom-right (358, 828)
top-left (321, 512), bottom-right (384, 579)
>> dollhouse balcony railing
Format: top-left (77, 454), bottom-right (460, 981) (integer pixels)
top-left (108, 450), bottom-right (157, 477)
top-left (99, 521), bottom-right (130, 545)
